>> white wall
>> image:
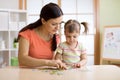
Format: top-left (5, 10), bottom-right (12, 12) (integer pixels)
top-left (0, 0), bottom-right (19, 9)
top-left (100, 0), bottom-right (120, 29)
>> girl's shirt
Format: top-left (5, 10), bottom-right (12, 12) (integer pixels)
top-left (19, 29), bottom-right (60, 60)
top-left (56, 42), bottom-right (86, 64)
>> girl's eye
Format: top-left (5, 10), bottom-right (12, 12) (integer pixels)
top-left (73, 36), bottom-right (77, 38)
top-left (66, 36), bottom-right (70, 38)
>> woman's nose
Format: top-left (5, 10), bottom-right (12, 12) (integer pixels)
top-left (56, 24), bottom-right (60, 30)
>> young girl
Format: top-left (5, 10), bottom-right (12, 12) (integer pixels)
top-left (55, 19), bottom-right (88, 68)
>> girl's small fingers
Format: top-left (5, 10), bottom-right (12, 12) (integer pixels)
top-left (76, 64), bottom-right (80, 68)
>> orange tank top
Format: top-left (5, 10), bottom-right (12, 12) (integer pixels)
top-left (19, 29), bottom-right (60, 59)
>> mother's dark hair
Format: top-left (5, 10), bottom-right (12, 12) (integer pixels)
top-left (18, 3), bottom-right (63, 51)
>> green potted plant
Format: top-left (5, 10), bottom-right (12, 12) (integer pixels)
top-left (13, 38), bottom-right (19, 48)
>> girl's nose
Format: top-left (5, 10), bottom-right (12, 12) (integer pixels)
top-left (70, 37), bottom-right (74, 41)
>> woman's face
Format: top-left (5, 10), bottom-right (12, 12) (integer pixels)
top-left (42, 16), bottom-right (63, 34)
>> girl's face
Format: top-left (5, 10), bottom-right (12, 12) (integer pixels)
top-left (42, 16), bottom-right (63, 34)
top-left (65, 31), bottom-right (79, 45)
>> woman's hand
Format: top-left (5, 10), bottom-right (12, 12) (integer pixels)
top-left (53, 60), bottom-right (67, 70)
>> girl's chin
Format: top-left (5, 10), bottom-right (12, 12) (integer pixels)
top-left (66, 42), bottom-right (72, 45)
top-left (66, 42), bottom-right (75, 45)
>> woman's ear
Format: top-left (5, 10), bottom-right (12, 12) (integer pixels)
top-left (41, 18), bottom-right (46, 24)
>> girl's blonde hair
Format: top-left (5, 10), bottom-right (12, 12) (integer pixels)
top-left (64, 19), bottom-right (88, 34)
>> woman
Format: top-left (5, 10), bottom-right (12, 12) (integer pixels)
top-left (18, 3), bottom-right (67, 69)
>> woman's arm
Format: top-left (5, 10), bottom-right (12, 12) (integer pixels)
top-left (18, 36), bottom-right (59, 68)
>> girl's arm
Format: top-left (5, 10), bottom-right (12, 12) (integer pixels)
top-left (74, 53), bottom-right (87, 68)
top-left (54, 52), bottom-right (67, 69)
top-left (54, 52), bottom-right (62, 60)
top-left (79, 53), bottom-right (87, 67)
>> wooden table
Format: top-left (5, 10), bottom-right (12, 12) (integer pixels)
top-left (0, 65), bottom-right (120, 80)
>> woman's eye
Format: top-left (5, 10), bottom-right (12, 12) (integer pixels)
top-left (52, 23), bottom-right (61, 26)
top-left (52, 23), bottom-right (57, 26)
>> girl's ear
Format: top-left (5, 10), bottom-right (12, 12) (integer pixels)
top-left (41, 18), bottom-right (46, 24)
top-left (64, 31), bottom-right (66, 35)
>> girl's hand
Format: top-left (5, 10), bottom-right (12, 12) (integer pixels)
top-left (73, 63), bottom-right (81, 68)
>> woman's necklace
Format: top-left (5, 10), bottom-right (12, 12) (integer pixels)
top-left (36, 27), bottom-right (53, 42)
